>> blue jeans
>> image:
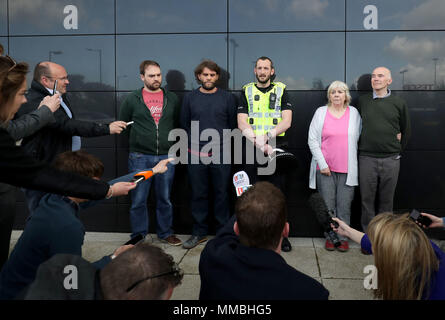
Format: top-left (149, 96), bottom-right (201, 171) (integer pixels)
top-left (187, 162), bottom-right (231, 237)
top-left (128, 152), bottom-right (175, 239)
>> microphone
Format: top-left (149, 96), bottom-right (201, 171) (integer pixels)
top-left (233, 171), bottom-right (252, 197)
top-left (308, 193), bottom-right (341, 247)
top-left (267, 148), bottom-right (298, 168)
top-left (130, 170), bottom-right (153, 184)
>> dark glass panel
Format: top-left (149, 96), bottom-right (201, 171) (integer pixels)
top-left (0, 0), bottom-right (6, 36)
top-left (116, 34), bottom-right (227, 91)
top-left (80, 204), bottom-right (118, 232)
top-left (230, 0), bottom-right (345, 32)
top-left (346, 32), bottom-right (445, 91)
top-left (67, 91), bottom-right (117, 148)
top-left (0, 37), bottom-right (7, 54)
top-left (229, 33), bottom-right (345, 90)
top-left (116, 0), bottom-right (226, 33)
top-left (347, 0), bottom-right (445, 31)
top-left (9, 0), bottom-right (114, 35)
top-left (9, 36), bottom-right (115, 90)
top-left (395, 150), bottom-right (445, 210)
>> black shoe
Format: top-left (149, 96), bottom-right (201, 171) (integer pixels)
top-left (281, 237), bottom-right (292, 252)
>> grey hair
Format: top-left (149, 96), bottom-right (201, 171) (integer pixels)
top-left (327, 80), bottom-right (351, 108)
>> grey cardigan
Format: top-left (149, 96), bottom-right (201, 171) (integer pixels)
top-left (308, 106), bottom-right (362, 189)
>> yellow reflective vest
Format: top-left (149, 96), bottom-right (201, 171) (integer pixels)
top-left (243, 82), bottom-right (286, 137)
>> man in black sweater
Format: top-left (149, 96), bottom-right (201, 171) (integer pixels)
top-left (199, 182), bottom-right (329, 300)
top-left (16, 61), bottom-right (128, 213)
top-left (180, 60), bottom-right (237, 249)
top-left (357, 67), bottom-right (411, 232)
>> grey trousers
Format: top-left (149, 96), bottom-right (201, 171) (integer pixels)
top-left (359, 155), bottom-right (400, 232)
top-left (316, 171), bottom-right (355, 241)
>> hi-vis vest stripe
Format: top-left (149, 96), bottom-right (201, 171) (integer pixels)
top-left (243, 82), bottom-right (286, 137)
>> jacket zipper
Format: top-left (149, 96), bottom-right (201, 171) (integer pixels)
top-left (139, 90), bottom-right (168, 156)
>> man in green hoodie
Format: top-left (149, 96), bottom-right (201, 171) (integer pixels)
top-left (119, 60), bottom-right (181, 246)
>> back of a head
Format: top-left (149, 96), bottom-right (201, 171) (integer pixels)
top-left (52, 150), bottom-right (104, 179)
top-left (100, 243), bottom-right (183, 300)
top-left (0, 56), bottom-right (28, 122)
top-left (235, 181), bottom-right (287, 250)
top-left (368, 213), bottom-right (439, 300)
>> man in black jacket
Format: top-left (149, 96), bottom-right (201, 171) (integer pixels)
top-left (16, 61), bottom-right (128, 213)
top-left (199, 182), bottom-right (329, 300)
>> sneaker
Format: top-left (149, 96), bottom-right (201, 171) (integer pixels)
top-left (182, 235), bottom-right (207, 249)
top-left (337, 240), bottom-right (349, 252)
top-left (325, 239), bottom-right (335, 251)
top-left (161, 235), bottom-right (182, 246)
top-left (281, 237), bottom-right (292, 252)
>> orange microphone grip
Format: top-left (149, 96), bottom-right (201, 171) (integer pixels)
top-left (133, 170), bottom-right (153, 181)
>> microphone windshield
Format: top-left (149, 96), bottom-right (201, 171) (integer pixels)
top-left (308, 192), bottom-right (330, 226)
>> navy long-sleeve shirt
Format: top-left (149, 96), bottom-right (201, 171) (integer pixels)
top-left (180, 88), bottom-right (237, 154)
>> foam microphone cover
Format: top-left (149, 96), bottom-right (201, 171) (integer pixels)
top-left (308, 192), bottom-right (330, 226)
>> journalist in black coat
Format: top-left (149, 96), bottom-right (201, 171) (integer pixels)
top-left (15, 62), bottom-right (128, 211)
top-left (199, 182), bottom-right (329, 300)
top-left (16, 62), bottom-right (126, 164)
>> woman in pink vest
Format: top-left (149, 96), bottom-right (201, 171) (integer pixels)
top-left (308, 81), bottom-right (362, 252)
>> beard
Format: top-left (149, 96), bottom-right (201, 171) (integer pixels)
top-left (145, 81), bottom-right (161, 91)
top-left (201, 81), bottom-right (217, 91)
top-left (256, 74), bottom-right (271, 84)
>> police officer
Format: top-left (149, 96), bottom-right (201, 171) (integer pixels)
top-left (237, 56), bottom-right (293, 252)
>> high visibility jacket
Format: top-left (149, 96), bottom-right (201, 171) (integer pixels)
top-left (243, 82), bottom-right (286, 136)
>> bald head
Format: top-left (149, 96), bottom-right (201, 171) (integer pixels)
top-left (34, 61), bottom-right (69, 94)
top-left (371, 66), bottom-right (392, 95)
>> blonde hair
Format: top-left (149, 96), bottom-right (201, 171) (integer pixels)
top-left (368, 213), bottom-right (439, 300)
top-left (327, 80), bottom-right (351, 108)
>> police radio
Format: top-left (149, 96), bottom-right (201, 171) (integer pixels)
top-left (269, 92), bottom-right (276, 110)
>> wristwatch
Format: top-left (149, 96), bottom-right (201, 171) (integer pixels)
top-left (266, 131), bottom-right (273, 140)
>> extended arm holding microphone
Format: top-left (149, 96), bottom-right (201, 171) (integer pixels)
top-left (130, 158), bottom-right (174, 184)
top-left (331, 217), bottom-right (364, 244)
top-left (308, 193), bottom-right (341, 247)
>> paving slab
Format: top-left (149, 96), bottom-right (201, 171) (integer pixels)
top-left (178, 244), bottom-right (206, 275)
top-left (171, 274), bottom-right (201, 300)
top-left (281, 246), bottom-right (319, 278)
top-left (323, 279), bottom-right (376, 300)
top-left (316, 247), bottom-right (374, 279)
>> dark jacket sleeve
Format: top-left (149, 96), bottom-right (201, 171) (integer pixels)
top-left (0, 129), bottom-right (109, 199)
top-left (46, 114), bottom-right (110, 138)
top-left (6, 106), bottom-right (55, 141)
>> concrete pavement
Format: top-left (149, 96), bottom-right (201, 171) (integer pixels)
top-left (9, 231), bottom-right (445, 300)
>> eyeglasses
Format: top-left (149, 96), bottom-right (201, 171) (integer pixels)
top-left (125, 263), bottom-right (183, 293)
top-left (44, 75), bottom-right (69, 81)
top-left (5, 55), bottom-right (17, 72)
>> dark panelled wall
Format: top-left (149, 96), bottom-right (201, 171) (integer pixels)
top-left (2, 0), bottom-right (444, 239)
